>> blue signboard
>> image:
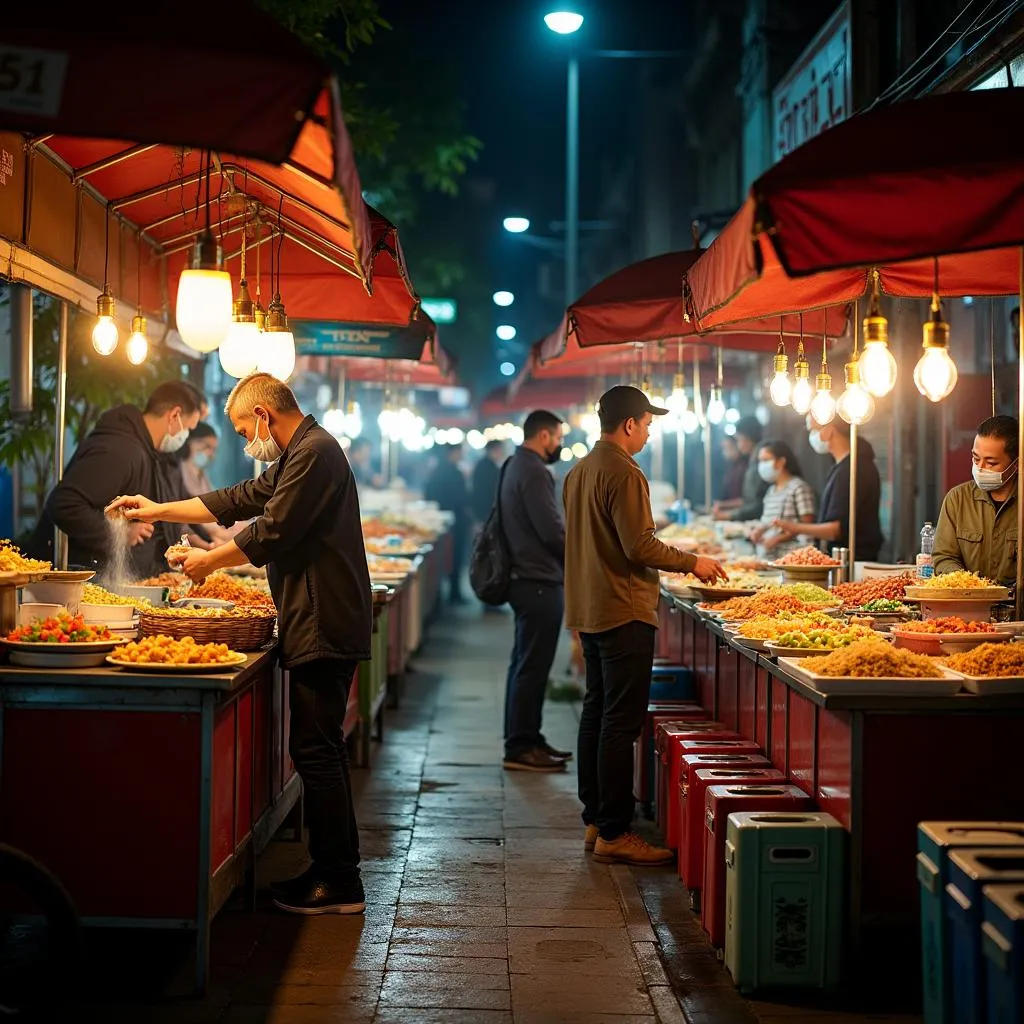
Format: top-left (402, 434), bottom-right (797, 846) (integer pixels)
top-left (292, 320), bottom-right (428, 360)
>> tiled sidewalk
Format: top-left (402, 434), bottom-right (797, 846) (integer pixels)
top-left (72, 605), bottom-right (921, 1023)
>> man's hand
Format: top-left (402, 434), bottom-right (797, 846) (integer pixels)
top-left (772, 518), bottom-right (798, 537)
top-left (186, 533), bottom-right (214, 551)
top-left (749, 525), bottom-right (766, 544)
top-left (692, 555), bottom-right (728, 583)
top-left (127, 521), bottom-right (154, 547)
top-left (180, 549), bottom-right (214, 584)
top-left (106, 494), bottom-right (162, 523)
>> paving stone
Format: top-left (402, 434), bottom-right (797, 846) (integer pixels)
top-left (510, 973), bottom-right (655, 1016)
top-left (385, 953), bottom-right (509, 974)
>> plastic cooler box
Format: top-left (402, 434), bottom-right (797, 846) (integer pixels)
top-left (676, 753), bottom-right (774, 886)
top-left (702, 783), bottom-right (814, 949)
top-left (649, 666), bottom-right (695, 702)
top-left (634, 702), bottom-right (707, 810)
top-left (649, 717), bottom-right (723, 826)
top-left (724, 811), bottom-right (845, 993)
top-left (982, 884), bottom-right (1024, 1024)
top-left (917, 821), bottom-right (1024, 1024)
top-left (656, 722), bottom-right (738, 842)
top-left (945, 848), bottom-right (1024, 1024)
top-left (679, 766), bottom-right (786, 893)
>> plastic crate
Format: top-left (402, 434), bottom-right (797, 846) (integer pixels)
top-left (724, 811), bottom-right (845, 993)
top-left (916, 821), bottom-right (1024, 1024)
top-left (650, 666), bottom-right (696, 702)
top-left (946, 848), bottom-right (1024, 1024)
top-left (633, 702), bottom-right (707, 810)
top-left (982, 883), bottom-right (1023, 1024)
top-left (702, 784), bottom-right (813, 948)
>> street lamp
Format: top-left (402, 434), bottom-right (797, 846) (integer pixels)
top-left (493, 290), bottom-right (514, 307)
top-left (496, 325), bottom-right (517, 341)
top-left (544, 11), bottom-right (584, 34)
top-left (503, 216), bottom-right (530, 233)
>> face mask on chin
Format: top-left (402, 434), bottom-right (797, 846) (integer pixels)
top-left (973, 459), bottom-right (1018, 492)
top-left (159, 413), bottom-right (189, 454)
top-left (809, 430), bottom-right (831, 455)
top-left (244, 413), bottom-right (283, 464)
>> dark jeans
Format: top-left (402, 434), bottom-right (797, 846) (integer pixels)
top-left (450, 521), bottom-right (469, 600)
top-left (288, 658), bottom-right (361, 884)
top-left (504, 580), bottom-right (564, 758)
top-left (578, 621), bottom-right (656, 841)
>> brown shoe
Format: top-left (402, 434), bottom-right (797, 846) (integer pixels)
top-left (503, 749), bottom-right (567, 773)
top-left (584, 825), bottom-right (599, 852)
top-left (593, 832), bottom-right (674, 866)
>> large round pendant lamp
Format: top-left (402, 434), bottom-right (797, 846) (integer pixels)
top-left (176, 227), bottom-right (232, 353)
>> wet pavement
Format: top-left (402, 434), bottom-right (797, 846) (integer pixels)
top-left (68, 604), bottom-right (921, 1023)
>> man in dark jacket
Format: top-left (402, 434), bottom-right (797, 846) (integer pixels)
top-left (500, 411), bottom-right (569, 772)
top-left (713, 416), bottom-right (769, 522)
top-left (425, 443), bottom-right (472, 603)
top-left (471, 440), bottom-right (506, 522)
top-left (31, 381), bottom-right (205, 576)
top-left (108, 372), bottom-right (372, 917)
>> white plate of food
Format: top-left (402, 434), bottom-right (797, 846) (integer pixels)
top-left (779, 657), bottom-right (963, 696)
top-left (106, 652), bottom-right (248, 673)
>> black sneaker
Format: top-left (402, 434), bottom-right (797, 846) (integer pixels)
top-left (503, 749), bottom-right (567, 772)
top-left (273, 877), bottom-right (366, 916)
top-left (542, 742), bottom-right (573, 761)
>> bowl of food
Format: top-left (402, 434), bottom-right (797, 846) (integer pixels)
top-left (114, 584), bottom-right (169, 606)
top-left (21, 581), bottom-right (85, 613)
top-left (891, 617), bottom-right (1011, 655)
top-left (17, 602), bottom-right (64, 626)
top-left (80, 601), bottom-right (136, 623)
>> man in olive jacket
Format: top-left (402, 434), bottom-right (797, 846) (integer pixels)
top-left (108, 372), bottom-right (371, 916)
top-left (563, 386), bottom-right (726, 867)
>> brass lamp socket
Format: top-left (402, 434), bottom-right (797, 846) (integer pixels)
top-left (793, 359), bottom-right (811, 381)
top-left (844, 360), bottom-right (863, 387)
top-left (862, 313), bottom-right (889, 346)
top-left (130, 312), bottom-right (146, 335)
top-left (96, 287), bottom-right (116, 319)
top-left (232, 278), bottom-right (256, 322)
top-left (922, 307), bottom-right (950, 349)
top-left (773, 352), bottom-right (789, 374)
top-left (190, 227), bottom-right (223, 271)
top-left (672, 372), bottom-right (684, 391)
top-left (815, 371), bottom-right (832, 392)
top-left (254, 302), bottom-right (267, 332)
top-left (266, 293), bottom-right (289, 332)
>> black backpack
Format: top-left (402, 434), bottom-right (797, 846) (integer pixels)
top-left (469, 458), bottom-right (511, 605)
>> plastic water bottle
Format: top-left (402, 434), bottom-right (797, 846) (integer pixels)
top-left (917, 522), bottom-right (935, 578)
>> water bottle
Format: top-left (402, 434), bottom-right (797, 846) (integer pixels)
top-left (917, 522), bottom-right (935, 579)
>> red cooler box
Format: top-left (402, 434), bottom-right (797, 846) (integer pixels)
top-left (677, 753), bottom-right (773, 886)
top-left (656, 721), bottom-right (736, 841)
top-left (680, 767), bottom-right (786, 893)
top-left (702, 782), bottom-right (815, 948)
top-left (634, 702), bottom-right (708, 809)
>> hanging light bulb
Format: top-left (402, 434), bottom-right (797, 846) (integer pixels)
top-left (859, 271), bottom-right (897, 397)
top-left (914, 293), bottom-right (958, 403)
top-left (92, 286), bottom-right (119, 356)
top-left (220, 202), bottom-right (262, 378)
top-left (706, 386), bottom-right (726, 424)
top-left (790, 323), bottom-right (813, 415)
top-left (837, 359), bottom-right (876, 426)
top-left (666, 372), bottom-right (689, 415)
top-left (126, 313), bottom-right (148, 365)
top-left (260, 292), bottom-right (296, 381)
top-left (769, 333), bottom-right (792, 407)
top-left (809, 333), bottom-right (836, 425)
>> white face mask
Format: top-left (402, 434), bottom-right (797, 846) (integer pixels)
top-left (159, 412), bottom-right (189, 454)
top-left (809, 430), bottom-right (831, 455)
top-left (244, 414), bottom-right (283, 464)
top-left (973, 459), bottom-right (1017, 492)
top-left (757, 460), bottom-right (779, 483)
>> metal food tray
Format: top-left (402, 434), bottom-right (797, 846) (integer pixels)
top-left (941, 667), bottom-right (1024, 695)
top-left (778, 657), bottom-right (963, 696)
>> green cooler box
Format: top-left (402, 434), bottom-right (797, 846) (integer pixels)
top-left (724, 811), bottom-right (845, 993)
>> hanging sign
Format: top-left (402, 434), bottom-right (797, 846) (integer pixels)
top-left (292, 320), bottom-right (427, 360)
top-left (772, 2), bottom-right (852, 162)
top-left (0, 47), bottom-right (68, 118)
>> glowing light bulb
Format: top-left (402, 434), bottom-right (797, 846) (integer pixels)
top-left (706, 388), bottom-right (726, 424)
top-left (914, 346), bottom-right (959, 403)
top-left (125, 314), bottom-right (148, 365)
top-left (769, 370), bottom-right (792, 407)
top-left (836, 382), bottom-right (875, 425)
top-left (809, 383), bottom-right (837, 426)
top-left (219, 320), bottom-right (262, 378)
top-left (257, 331), bottom-right (296, 382)
top-left (92, 287), bottom-right (119, 355)
top-left (859, 341), bottom-right (898, 398)
top-left (791, 375), bottom-right (814, 416)
top-left (175, 229), bottom-right (232, 353)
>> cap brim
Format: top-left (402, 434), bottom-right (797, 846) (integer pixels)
top-left (648, 405), bottom-right (670, 416)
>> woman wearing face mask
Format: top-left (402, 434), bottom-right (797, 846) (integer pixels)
top-left (180, 422), bottom-right (219, 497)
top-left (772, 414), bottom-right (884, 562)
top-left (932, 415), bottom-right (1019, 586)
top-left (748, 441), bottom-right (816, 558)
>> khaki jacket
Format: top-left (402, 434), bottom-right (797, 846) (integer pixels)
top-left (933, 480), bottom-right (1018, 586)
top-left (563, 440), bottom-right (697, 633)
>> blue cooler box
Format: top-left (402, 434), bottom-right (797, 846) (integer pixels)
top-left (650, 666), bottom-right (695, 702)
top-left (946, 848), bottom-right (1024, 1024)
top-left (982, 884), bottom-right (1023, 1024)
top-left (917, 821), bottom-right (1024, 1024)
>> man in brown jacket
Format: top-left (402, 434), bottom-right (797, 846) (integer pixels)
top-left (564, 386), bottom-right (726, 865)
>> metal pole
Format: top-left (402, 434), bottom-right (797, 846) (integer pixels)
top-left (848, 422), bottom-right (858, 582)
top-left (53, 301), bottom-right (69, 570)
top-left (1016, 247), bottom-right (1023, 618)
top-left (651, 424), bottom-right (664, 482)
top-left (676, 423), bottom-right (685, 505)
top-left (565, 55), bottom-right (579, 309)
top-left (703, 422), bottom-right (712, 514)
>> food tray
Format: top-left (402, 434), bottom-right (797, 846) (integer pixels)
top-left (106, 652), bottom-right (248, 673)
top-left (139, 611), bottom-right (275, 650)
top-left (764, 642), bottom-right (848, 659)
top-left (0, 570), bottom-right (48, 587)
top-left (731, 635), bottom-right (768, 652)
top-left (891, 628), bottom-right (1011, 656)
top-left (941, 668), bottom-right (1024, 696)
top-left (9, 649), bottom-right (112, 668)
top-left (690, 585), bottom-right (758, 602)
top-left (778, 657), bottom-right (963, 696)
top-left (38, 571), bottom-right (96, 583)
top-left (1, 638), bottom-right (120, 653)
top-left (903, 585), bottom-right (1010, 601)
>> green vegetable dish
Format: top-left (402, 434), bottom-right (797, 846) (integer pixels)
top-left (860, 599), bottom-right (911, 613)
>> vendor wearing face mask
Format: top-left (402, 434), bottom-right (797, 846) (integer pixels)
top-left (933, 415), bottom-right (1019, 586)
top-left (108, 372), bottom-right (372, 917)
top-left (772, 413), bottom-right (884, 561)
top-left (29, 381), bottom-right (205, 576)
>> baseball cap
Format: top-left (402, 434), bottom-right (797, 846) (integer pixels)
top-left (597, 385), bottom-right (669, 428)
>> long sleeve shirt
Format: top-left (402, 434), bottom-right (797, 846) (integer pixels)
top-left (933, 480), bottom-right (1018, 586)
top-left (200, 416), bottom-right (372, 667)
top-left (731, 456), bottom-right (770, 521)
top-left (563, 440), bottom-right (697, 633)
top-left (500, 447), bottom-right (564, 585)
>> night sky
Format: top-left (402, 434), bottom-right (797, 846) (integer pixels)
top-left (368, 0), bottom-right (693, 395)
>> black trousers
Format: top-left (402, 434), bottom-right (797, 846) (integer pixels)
top-left (288, 658), bottom-right (361, 883)
top-left (577, 621), bottom-right (656, 841)
top-left (504, 580), bottom-right (563, 758)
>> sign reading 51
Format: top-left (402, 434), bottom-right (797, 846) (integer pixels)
top-left (0, 47), bottom-right (68, 118)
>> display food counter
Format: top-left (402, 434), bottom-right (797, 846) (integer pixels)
top-left (659, 593), bottom-right (1024, 990)
top-left (0, 649), bottom-right (296, 994)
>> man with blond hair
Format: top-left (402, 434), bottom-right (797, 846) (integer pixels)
top-left (108, 373), bottom-right (372, 915)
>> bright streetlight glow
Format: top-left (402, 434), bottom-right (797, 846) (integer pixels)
top-left (493, 290), bottom-right (514, 307)
top-left (503, 216), bottom-right (530, 233)
top-left (544, 11), bottom-right (584, 34)
top-left (496, 325), bottom-right (517, 341)
top-left (500, 361), bottom-right (516, 377)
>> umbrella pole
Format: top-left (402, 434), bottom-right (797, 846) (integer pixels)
top-left (704, 421), bottom-right (712, 515)
top-left (848, 422), bottom-right (858, 581)
top-left (53, 300), bottom-right (69, 571)
top-left (1016, 247), bottom-right (1023, 619)
top-left (676, 423), bottom-right (685, 506)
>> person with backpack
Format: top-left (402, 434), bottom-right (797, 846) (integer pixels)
top-left (492, 410), bottom-right (569, 772)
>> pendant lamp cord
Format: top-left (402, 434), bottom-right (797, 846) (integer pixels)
top-left (798, 312), bottom-right (805, 361)
top-left (204, 150), bottom-right (211, 230)
top-left (990, 300), bottom-right (997, 416)
top-left (136, 229), bottom-right (142, 310)
top-left (276, 195), bottom-right (286, 295)
top-left (102, 205), bottom-right (110, 290)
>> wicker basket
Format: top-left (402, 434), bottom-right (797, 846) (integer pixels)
top-left (140, 610), bottom-right (276, 650)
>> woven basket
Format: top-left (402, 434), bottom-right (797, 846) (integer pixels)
top-left (140, 611), bottom-right (276, 650)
